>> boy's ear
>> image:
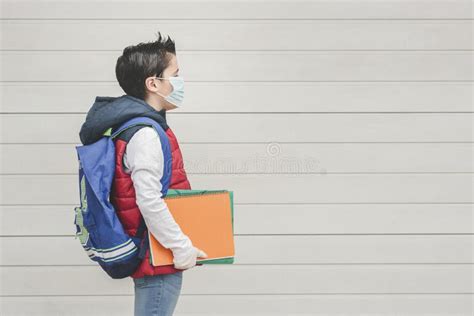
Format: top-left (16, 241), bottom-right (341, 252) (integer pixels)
top-left (145, 77), bottom-right (158, 93)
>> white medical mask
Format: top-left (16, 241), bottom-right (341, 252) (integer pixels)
top-left (153, 76), bottom-right (184, 107)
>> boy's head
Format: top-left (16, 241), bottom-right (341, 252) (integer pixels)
top-left (115, 31), bottom-right (181, 110)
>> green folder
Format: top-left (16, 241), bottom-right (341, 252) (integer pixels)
top-left (149, 189), bottom-right (235, 265)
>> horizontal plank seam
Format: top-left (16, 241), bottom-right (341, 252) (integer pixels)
top-left (2, 202), bottom-right (474, 206)
top-left (2, 82), bottom-right (474, 85)
top-left (2, 49), bottom-right (474, 52)
top-left (1, 264), bottom-right (474, 269)
top-left (2, 80), bottom-right (474, 83)
top-left (2, 293), bottom-right (474, 297)
top-left (2, 263), bottom-right (473, 267)
top-left (2, 112), bottom-right (474, 114)
top-left (2, 233), bottom-right (474, 237)
top-left (2, 18), bottom-right (474, 21)
top-left (2, 142), bottom-right (474, 145)
top-left (2, 172), bottom-right (473, 175)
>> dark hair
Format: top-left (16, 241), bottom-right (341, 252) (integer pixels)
top-left (115, 31), bottom-right (176, 99)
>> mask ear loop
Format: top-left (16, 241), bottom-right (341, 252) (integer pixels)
top-left (152, 77), bottom-right (173, 99)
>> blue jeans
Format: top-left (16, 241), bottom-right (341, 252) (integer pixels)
top-left (133, 271), bottom-right (183, 316)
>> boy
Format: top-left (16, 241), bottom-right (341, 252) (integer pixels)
top-left (79, 32), bottom-right (207, 316)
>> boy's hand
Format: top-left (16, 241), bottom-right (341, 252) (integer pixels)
top-left (173, 246), bottom-right (208, 270)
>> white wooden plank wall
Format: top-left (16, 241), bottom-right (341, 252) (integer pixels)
top-left (1, 0), bottom-right (473, 315)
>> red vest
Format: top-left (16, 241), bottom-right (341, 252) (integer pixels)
top-left (111, 124), bottom-right (191, 278)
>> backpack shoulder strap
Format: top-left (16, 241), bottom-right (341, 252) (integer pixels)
top-left (110, 116), bottom-right (166, 140)
top-left (108, 116), bottom-right (173, 242)
top-left (113, 125), bottom-right (146, 143)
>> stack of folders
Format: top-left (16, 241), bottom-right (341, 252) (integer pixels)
top-left (148, 189), bottom-right (235, 266)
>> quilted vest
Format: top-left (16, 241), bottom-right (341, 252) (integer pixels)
top-left (110, 120), bottom-right (191, 278)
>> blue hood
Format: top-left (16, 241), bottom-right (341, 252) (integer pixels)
top-left (79, 94), bottom-right (168, 145)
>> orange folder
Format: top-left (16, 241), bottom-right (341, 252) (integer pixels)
top-left (148, 190), bottom-right (235, 266)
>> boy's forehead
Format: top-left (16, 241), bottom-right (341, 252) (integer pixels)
top-left (167, 53), bottom-right (178, 65)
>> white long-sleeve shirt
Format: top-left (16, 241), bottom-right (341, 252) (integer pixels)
top-left (122, 126), bottom-right (194, 261)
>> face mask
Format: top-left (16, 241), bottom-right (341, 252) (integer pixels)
top-left (153, 76), bottom-right (184, 107)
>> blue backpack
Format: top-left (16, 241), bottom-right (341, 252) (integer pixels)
top-left (73, 116), bottom-right (172, 279)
